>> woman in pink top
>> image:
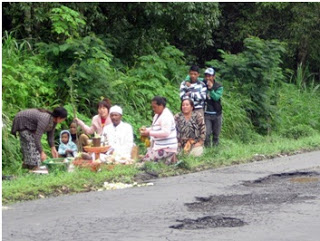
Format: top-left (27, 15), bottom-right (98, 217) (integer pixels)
top-left (140, 96), bottom-right (178, 164)
top-left (74, 98), bottom-right (112, 148)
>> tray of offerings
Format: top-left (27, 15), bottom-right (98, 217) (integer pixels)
top-left (83, 145), bottom-right (110, 153)
top-left (83, 145), bottom-right (111, 160)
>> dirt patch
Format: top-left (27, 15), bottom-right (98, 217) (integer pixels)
top-left (170, 216), bottom-right (246, 229)
top-left (134, 171), bottom-right (159, 182)
top-left (289, 177), bottom-right (319, 183)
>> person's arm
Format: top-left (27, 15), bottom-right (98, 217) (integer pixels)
top-left (58, 144), bottom-right (67, 156)
top-left (180, 81), bottom-right (189, 99)
top-left (149, 113), bottom-right (172, 138)
top-left (209, 86), bottom-right (223, 101)
top-left (47, 127), bottom-right (59, 158)
top-left (75, 116), bottom-right (96, 135)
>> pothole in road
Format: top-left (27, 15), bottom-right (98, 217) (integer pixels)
top-left (185, 193), bottom-right (314, 212)
top-left (243, 171), bottom-right (320, 186)
top-left (170, 216), bottom-right (246, 230)
top-left (171, 171), bottom-right (319, 230)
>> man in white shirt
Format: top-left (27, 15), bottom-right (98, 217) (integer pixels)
top-left (101, 105), bottom-right (134, 161)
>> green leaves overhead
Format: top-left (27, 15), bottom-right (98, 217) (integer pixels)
top-left (50, 6), bottom-right (86, 39)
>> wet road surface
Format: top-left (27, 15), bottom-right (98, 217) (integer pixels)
top-left (3, 151), bottom-right (320, 241)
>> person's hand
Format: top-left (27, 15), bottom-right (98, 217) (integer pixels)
top-left (207, 80), bottom-right (213, 89)
top-left (40, 151), bottom-right (47, 161)
top-left (186, 82), bottom-right (191, 87)
top-left (74, 118), bottom-right (79, 124)
top-left (51, 147), bottom-right (59, 158)
top-left (140, 129), bottom-right (150, 137)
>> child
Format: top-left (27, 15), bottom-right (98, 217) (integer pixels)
top-left (58, 130), bottom-right (78, 157)
top-left (69, 121), bottom-right (78, 145)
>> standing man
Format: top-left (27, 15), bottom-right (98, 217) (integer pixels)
top-left (180, 65), bottom-right (207, 116)
top-left (204, 67), bottom-right (223, 146)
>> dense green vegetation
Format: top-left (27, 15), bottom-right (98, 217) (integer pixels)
top-left (2, 3), bottom-right (320, 201)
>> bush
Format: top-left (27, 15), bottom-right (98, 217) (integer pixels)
top-left (2, 32), bottom-right (58, 119)
top-left (280, 124), bottom-right (315, 139)
top-left (277, 83), bottom-right (320, 134)
top-left (207, 37), bottom-right (286, 135)
top-left (2, 113), bottom-right (23, 174)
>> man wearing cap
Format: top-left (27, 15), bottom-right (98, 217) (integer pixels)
top-left (204, 67), bottom-right (223, 146)
top-left (101, 105), bottom-right (134, 160)
top-left (180, 65), bottom-right (207, 116)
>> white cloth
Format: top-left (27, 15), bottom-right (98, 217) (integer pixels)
top-left (109, 105), bottom-right (123, 115)
top-left (101, 121), bottom-right (134, 159)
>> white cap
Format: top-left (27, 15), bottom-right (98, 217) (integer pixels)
top-left (204, 68), bottom-right (215, 76)
top-left (109, 105), bottom-right (123, 115)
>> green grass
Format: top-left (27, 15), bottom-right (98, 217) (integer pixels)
top-left (3, 133), bottom-right (320, 205)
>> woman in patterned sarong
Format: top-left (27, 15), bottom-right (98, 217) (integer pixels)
top-left (11, 107), bottom-right (67, 169)
top-left (140, 96), bottom-right (178, 164)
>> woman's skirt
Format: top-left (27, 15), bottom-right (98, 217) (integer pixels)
top-left (19, 130), bottom-right (41, 168)
top-left (142, 148), bottom-right (177, 164)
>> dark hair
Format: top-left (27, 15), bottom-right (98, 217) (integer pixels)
top-left (61, 132), bottom-right (69, 137)
top-left (181, 98), bottom-right (195, 111)
top-left (189, 65), bottom-right (200, 73)
top-left (52, 107), bottom-right (68, 118)
top-left (97, 98), bottom-right (111, 111)
top-left (152, 96), bottom-right (167, 107)
top-left (38, 107), bottom-right (67, 118)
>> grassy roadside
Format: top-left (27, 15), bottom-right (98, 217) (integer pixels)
top-left (3, 133), bottom-right (320, 205)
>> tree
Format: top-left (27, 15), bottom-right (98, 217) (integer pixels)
top-left (211, 2), bottom-right (320, 81)
top-left (208, 37), bottom-right (286, 134)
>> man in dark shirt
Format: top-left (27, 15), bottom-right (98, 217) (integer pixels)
top-left (204, 67), bottom-right (223, 146)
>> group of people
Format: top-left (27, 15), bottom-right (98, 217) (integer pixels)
top-left (11, 65), bottom-right (223, 170)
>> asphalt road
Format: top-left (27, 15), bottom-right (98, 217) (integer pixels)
top-left (3, 151), bottom-right (320, 241)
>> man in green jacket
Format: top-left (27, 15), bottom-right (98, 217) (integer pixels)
top-left (204, 67), bottom-right (223, 146)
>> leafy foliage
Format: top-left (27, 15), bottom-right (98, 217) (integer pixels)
top-left (50, 6), bottom-right (86, 40)
top-left (109, 45), bottom-right (185, 138)
top-left (38, 34), bottom-right (115, 116)
top-left (208, 37), bottom-right (286, 134)
top-left (280, 125), bottom-right (315, 140)
top-left (212, 2), bottom-right (320, 81)
top-left (277, 83), bottom-right (320, 134)
top-left (2, 31), bottom-right (58, 118)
